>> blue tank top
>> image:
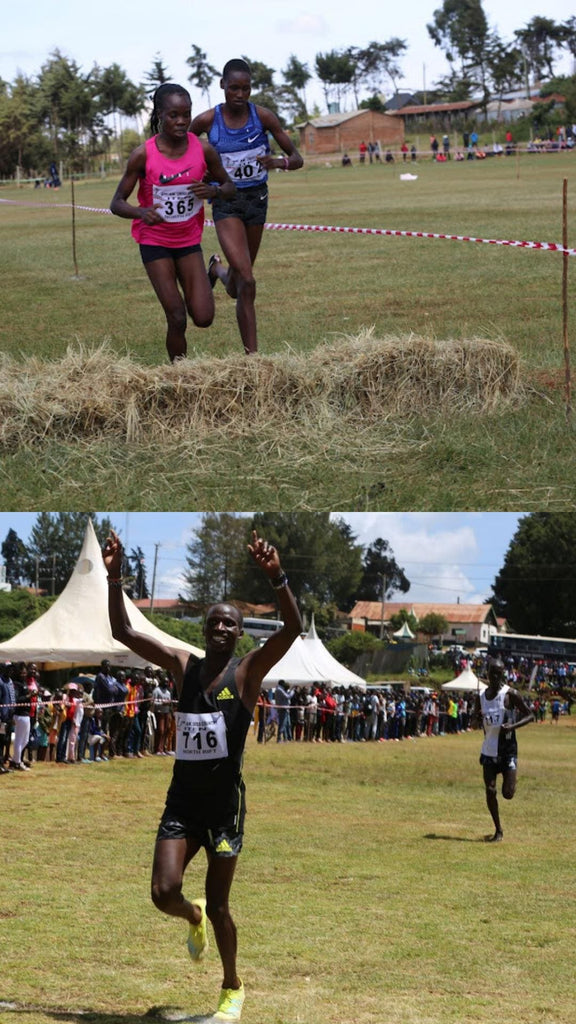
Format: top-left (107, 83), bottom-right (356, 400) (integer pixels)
top-left (208, 103), bottom-right (270, 188)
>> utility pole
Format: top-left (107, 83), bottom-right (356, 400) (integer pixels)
top-left (149, 543), bottom-right (160, 614)
top-left (379, 574), bottom-right (387, 640)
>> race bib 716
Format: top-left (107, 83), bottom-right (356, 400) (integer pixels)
top-left (175, 711), bottom-right (228, 761)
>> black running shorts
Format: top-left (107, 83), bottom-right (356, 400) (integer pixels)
top-left (212, 184), bottom-right (268, 226)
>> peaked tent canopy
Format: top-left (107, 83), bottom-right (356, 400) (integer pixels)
top-left (0, 519), bottom-right (204, 669)
top-left (302, 617), bottom-right (367, 688)
top-left (393, 621), bottom-right (415, 639)
top-left (441, 667), bottom-right (486, 692)
top-left (262, 636), bottom-right (323, 685)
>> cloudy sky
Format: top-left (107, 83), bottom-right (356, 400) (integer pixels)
top-left (0, 512), bottom-right (522, 605)
top-left (1, 0), bottom-right (573, 113)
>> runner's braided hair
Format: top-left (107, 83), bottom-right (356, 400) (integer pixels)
top-left (150, 83), bottom-right (191, 135)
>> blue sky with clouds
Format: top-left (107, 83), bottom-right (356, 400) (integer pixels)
top-left (0, 512), bottom-right (523, 605)
top-left (1, 0), bottom-right (573, 114)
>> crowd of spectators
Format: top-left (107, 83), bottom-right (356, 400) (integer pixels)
top-left (0, 659), bottom-right (178, 772)
top-left (258, 680), bottom-right (572, 744)
top-left (258, 684), bottom-right (483, 744)
top-left (0, 659), bottom-right (572, 772)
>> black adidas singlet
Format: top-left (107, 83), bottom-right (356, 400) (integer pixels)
top-left (164, 656), bottom-right (252, 821)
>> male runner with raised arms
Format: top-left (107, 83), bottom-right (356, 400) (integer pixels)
top-left (103, 527), bottom-right (302, 1020)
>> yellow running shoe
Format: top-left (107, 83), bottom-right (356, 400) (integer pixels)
top-left (186, 898), bottom-right (208, 961)
top-left (213, 980), bottom-right (245, 1021)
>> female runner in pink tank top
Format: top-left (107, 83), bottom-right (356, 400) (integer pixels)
top-left (111, 84), bottom-right (235, 361)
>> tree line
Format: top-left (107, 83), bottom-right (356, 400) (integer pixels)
top-left (2, 512), bottom-right (576, 647)
top-left (1, 6), bottom-right (575, 177)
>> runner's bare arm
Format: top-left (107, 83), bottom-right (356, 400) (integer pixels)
top-left (110, 145), bottom-right (164, 224)
top-left (102, 529), bottom-right (187, 686)
top-left (190, 109), bottom-right (216, 137)
top-left (189, 142), bottom-right (236, 201)
top-left (256, 107), bottom-right (303, 171)
top-left (236, 532), bottom-right (302, 708)
top-left (506, 689), bottom-right (534, 730)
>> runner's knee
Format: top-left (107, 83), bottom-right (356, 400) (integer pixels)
top-left (164, 304), bottom-right (187, 333)
top-left (151, 877), bottom-right (182, 911)
top-left (190, 309), bottom-right (214, 329)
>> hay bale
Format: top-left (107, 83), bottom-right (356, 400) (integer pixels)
top-left (0, 331), bottom-right (525, 449)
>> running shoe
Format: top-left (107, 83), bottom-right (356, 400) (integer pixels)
top-left (186, 898), bottom-right (208, 961)
top-left (213, 980), bottom-right (245, 1021)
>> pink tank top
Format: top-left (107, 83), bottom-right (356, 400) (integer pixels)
top-left (131, 134), bottom-right (207, 247)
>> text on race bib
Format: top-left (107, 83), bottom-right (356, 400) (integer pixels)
top-left (152, 184), bottom-right (203, 223)
top-left (176, 711), bottom-right (228, 761)
top-left (222, 145), bottom-right (267, 184)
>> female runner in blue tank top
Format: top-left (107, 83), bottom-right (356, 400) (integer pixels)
top-left (191, 58), bottom-right (303, 355)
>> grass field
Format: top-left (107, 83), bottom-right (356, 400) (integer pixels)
top-left (1, 717), bottom-right (575, 1024)
top-left (1, 154), bottom-right (575, 508)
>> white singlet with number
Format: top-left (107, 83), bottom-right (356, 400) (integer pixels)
top-left (176, 711), bottom-right (228, 761)
top-left (221, 146), bottom-right (267, 185)
top-left (152, 184), bottom-right (203, 223)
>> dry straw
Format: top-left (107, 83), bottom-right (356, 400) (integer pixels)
top-left (0, 330), bottom-right (524, 448)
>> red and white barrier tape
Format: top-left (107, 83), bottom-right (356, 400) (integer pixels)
top-left (2, 198), bottom-right (574, 256)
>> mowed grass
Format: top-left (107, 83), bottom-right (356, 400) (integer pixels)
top-left (0, 717), bottom-right (575, 1024)
top-left (1, 154), bottom-right (575, 509)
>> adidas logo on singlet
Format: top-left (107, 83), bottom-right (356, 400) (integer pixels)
top-left (217, 687), bottom-right (234, 701)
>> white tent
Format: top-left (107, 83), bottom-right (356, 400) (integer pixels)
top-left (0, 520), bottom-right (204, 669)
top-left (261, 636), bottom-right (323, 685)
top-left (393, 621), bottom-right (415, 640)
top-left (302, 618), bottom-right (367, 689)
top-left (441, 667), bottom-right (486, 692)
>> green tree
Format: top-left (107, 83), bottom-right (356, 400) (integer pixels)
top-left (326, 629), bottom-right (382, 669)
top-left (315, 50), bottom-right (356, 110)
top-left (427, 0), bottom-right (491, 101)
top-left (126, 546), bottom-right (149, 600)
top-left (515, 17), bottom-right (565, 81)
top-left (143, 54), bottom-right (171, 97)
top-left (1, 529), bottom-right (28, 586)
top-left (491, 513), bottom-right (576, 636)
top-left (418, 612), bottom-right (449, 638)
top-left (0, 74), bottom-right (47, 175)
top-left (36, 50), bottom-right (97, 154)
top-left (542, 75), bottom-right (576, 123)
top-left (562, 17), bottom-right (576, 62)
top-left (0, 590), bottom-right (55, 642)
top-left (24, 513), bottom-right (115, 595)
top-left (389, 609), bottom-right (419, 633)
top-left (356, 538), bottom-right (410, 602)
top-left (230, 513), bottom-right (363, 608)
top-left (186, 45), bottom-right (219, 104)
top-left (182, 514), bottom-right (248, 606)
top-left (485, 34), bottom-right (524, 103)
top-left (93, 63), bottom-right (145, 160)
top-left (283, 54), bottom-right (312, 110)
top-left (354, 39), bottom-right (408, 100)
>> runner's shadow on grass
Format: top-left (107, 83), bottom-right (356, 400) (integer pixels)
top-left (424, 833), bottom-right (484, 842)
top-left (0, 1004), bottom-right (214, 1024)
